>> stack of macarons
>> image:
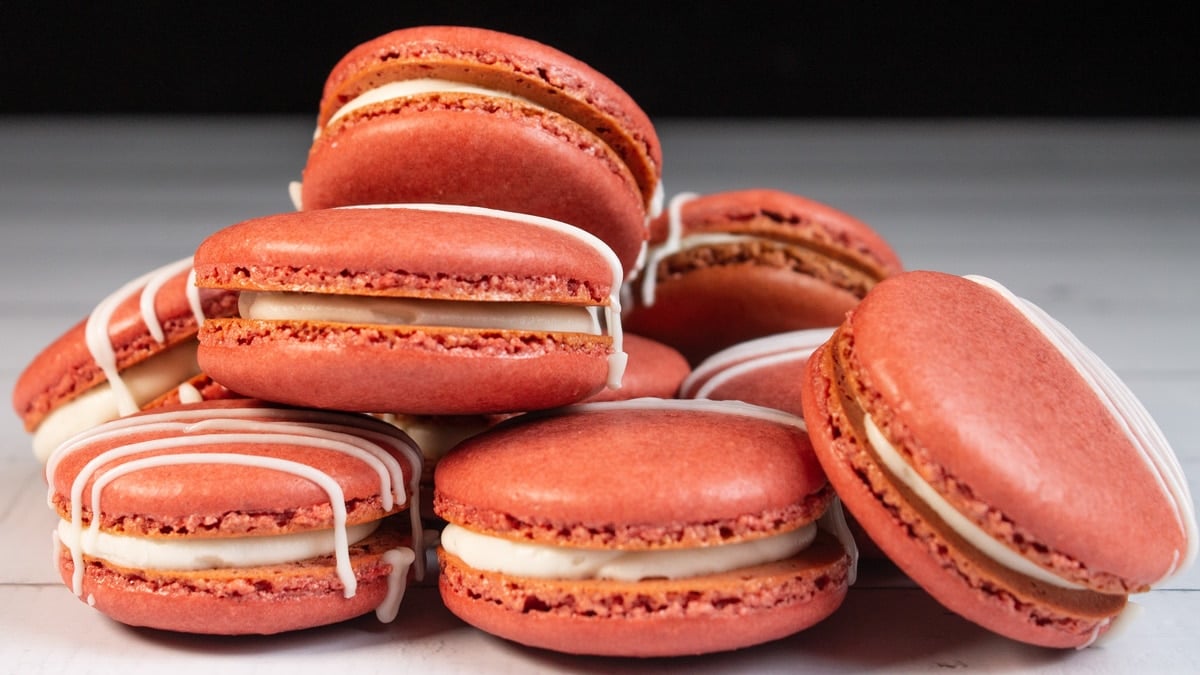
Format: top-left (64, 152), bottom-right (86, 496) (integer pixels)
top-left (12, 22), bottom-right (1197, 659)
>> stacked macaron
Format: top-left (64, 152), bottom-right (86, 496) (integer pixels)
top-left (12, 22), bottom-right (1197, 659)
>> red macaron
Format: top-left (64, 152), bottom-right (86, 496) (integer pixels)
top-left (193, 204), bottom-right (627, 415)
top-left (45, 399), bottom-right (428, 634)
top-left (802, 270), bottom-right (1197, 648)
top-left (623, 188), bottom-right (903, 364)
top-left (12, 257), bottom-right (240, 463)
top-left (434, 398), bottom-right (856, 657)
top-left (293, 25), bottom-right (663, 276)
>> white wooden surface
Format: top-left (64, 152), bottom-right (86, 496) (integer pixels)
top-left (1, 117), bottom-right (1197, 673)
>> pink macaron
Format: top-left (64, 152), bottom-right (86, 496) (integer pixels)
top-left (623, 188), bottom-right (902, 364)
top-left (802, 270), bottom-right (1197, 647)
top-left (193, 204), bottom-right (627, 415)
top-left (434, 398), bottom-right (856, 656)
top-left (45, 399), bottom-right (428, 634)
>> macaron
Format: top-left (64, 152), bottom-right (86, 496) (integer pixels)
top-left (679, 328), bottom-right (834, 415)
top-left (193, 204), bottom-right (627, 415)
top-left (45, 399), bottom-right (427, 634)
top-left (12, 257), bottom-right (240, 463)
top-left (293, 25), bottom-right (663, 276)
top-left (801, 270), bottom-right (1197, 648)
top-left (434, 398), bottom-right (856, 657)
top-left (623, 189), bottom-right (903, 364)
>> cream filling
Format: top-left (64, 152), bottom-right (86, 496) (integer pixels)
top-left (57, 518), bottom-right (380, 571)
top-left (239, 291), bottom-right (602, 335)
top-left (863, 414), bottom-right (1084, 589)
top-left (439, 522), bottom-right (816, 582)
top-left (32, 342), bottom-right (201, 464)
top-left (324, 78), bottom-right (531, 132)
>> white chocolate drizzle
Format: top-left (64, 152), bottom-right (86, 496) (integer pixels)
top-left (46, 404), bottom-right (426, 614)
top-left (340, 203), bottom-right (628, 389)
top-left (560, 396), bottom-right (807, 432)
top-left (964, 275), bottom-right (1198, 581)
top-left (681, 327), bottom-right (834, 399)
top-left (83, 257), bottom-right (204, 417)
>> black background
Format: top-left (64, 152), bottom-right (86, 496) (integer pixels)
top-left (3, 3), bottom-right (1194, 118)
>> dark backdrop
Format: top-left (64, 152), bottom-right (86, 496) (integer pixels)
top-left (3, 3), bottom-right (1194, 118)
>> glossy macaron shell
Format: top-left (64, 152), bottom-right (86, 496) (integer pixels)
top-left (299, 103), bottom-right (647, 275)
top-left (435, 402), bottom-right (830, 547)
top-left (193, 206), bottom-right (621, 414)
top-left (12, 266), bottom-right (239, 432)
top-left (315, 25), bottom-right (662, 209)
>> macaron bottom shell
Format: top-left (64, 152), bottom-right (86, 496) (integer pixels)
top-left (57, 521), bottom-right (417, 635)
top-left (198, 319), bottom-right (611, 414)
top-left (803, 343), bottom-right (1128, 648)
top-left (436, 532), bottom-right (850, 657)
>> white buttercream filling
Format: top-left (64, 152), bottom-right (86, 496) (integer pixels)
top-left (863, 414), bottom-right (1084, 589)
top-left (439, 522), bottom-right (816, 581)
top-left (32, 342), bottom-right (201, 464)
top-left (57, 519), bottom-right (380, 571)
top-left (239, 291), bottom-right (602, 335)
top-left (324, 78), bottom-right (531, 131)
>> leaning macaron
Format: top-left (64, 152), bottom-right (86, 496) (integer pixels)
top-left (12, 257), bottom-right (240, 463)
top-left (434, 398), bottom-right (856, 657)
top-left (802, 270), bottom-right (1197, 648)
top-left (45, 399), bottom-right (427, 634)
top-left (680, 328), bottom-right (834, 415)
top-left (194, 204), bottom-right (627, 415)
top-left (293, 25), bottom-right (662, 276)
top-left (623, 189), bottom-right (902, 364)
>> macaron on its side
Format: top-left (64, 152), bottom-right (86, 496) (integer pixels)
top-left (433, 398), bottom-right (853, 656)
top-left (314, 25), bottom-right (662, 213)
top-left (12, 257), bottom-right (239, 463)
top-left (624, 189), bottom-right (902, 365)
top-left (194, 205), bottom-right (627, 415)
top-left (46, 400), bottom-right (427, 634)
top-left (298, 98), bottom-right (647, 276)
top-left (801, 271), bottom-right (1196, 648)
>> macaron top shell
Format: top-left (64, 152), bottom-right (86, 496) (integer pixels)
top-left (47, 400), bottom-right (421, 537)
top-left (647, 189), bottom-right (903, 284)
top-left (13, 259), bottom-right (238, 432)
top-left (843, 271), bottom-right (1193, 591)
top-left (194, 205), bottom-right (615, 305)
top-left (434, 399), bottom-right (829, 549)
top-left (316, 26), bottom-right (662, 209)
